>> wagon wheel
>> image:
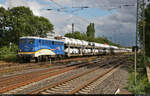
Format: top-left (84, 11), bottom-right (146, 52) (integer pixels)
top-left (45, 56), bottom-right (49, 62)
top-left (38, 56), bottom-right (42, 62)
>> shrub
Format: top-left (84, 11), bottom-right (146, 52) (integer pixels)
top-left (145, 82), bottom-right (150, 93)
top-left (127, 54), bottom-right (150, 94)
top-left (0, 44), bottom-right (18, 62)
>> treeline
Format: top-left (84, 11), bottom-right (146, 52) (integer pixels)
top-left (144, 4), bottom-right (150, 57)
top-left (0, 6), bottom-right (54, 47)
top-left (128, 4), bottom-right (150, 93)
top-left (65, 23), bottom-right (121, 47)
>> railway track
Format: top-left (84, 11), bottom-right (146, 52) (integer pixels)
top-left (0, 55), bottom-right (129, 94)
top-left (30, 59), bottom-right (124, 94)
top-left (0, 56), bottom-right (97, 76)
top-left (0, 57), bottom-right (101, 94)
top-left (0, 56), bottom-right (97, 68)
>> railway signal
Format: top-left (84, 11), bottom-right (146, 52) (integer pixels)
top-left (132, 46), bottom-right (139, 52)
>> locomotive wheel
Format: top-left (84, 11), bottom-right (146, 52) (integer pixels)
top-left (21, 58), bottom-right (27, 63)
top-left (41, 56), bottom-right (47, 62)
top-left (48, 56), bottom-right (51, 61)
top-left (41, 56), bottom-right (45, 62)
top-left (44, 56), bottom-right (47, 62)
top-left (45, 56), bottom-right (48, 61)
top-left (37, 56), bottom-right (41, 62)
top-left (26, 58), bottom-right (31, 63)
top-left (38, 56), bottom-right (43, 62)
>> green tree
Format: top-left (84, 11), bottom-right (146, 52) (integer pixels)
top-left (7, 7), bottom-right (33, 44)
top-left (0, 6), bottom-right (54, 46)
top-left (80, 33), bottom-right (88, 41)
top-left (65, 31), bottom-right (88, 40)
top-left (29, 16), bottom-right (54, 37)
top-left (86, 23), bottom-right (91, 37)
top-left (0, 7), bottom-right (11, 47)
top-left (91, 23), bottom-right (95, 38)
top-left (140, 4), bottom-right (150, 56)
top-left (64, 33), bottom-right (73, 38)
top-left (86, 23), bottom-right (95, 39)
top-left (73, 31), bottom-right (82, 39)
top-left (145, 4), bottom-right (150, 56)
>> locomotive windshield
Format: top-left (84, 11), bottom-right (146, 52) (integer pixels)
top-left (28, 39), bottom-right (34, 44)
top-left (20, 39), bottom-right (26, 44)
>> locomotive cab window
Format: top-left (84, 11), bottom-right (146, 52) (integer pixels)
top-left (20, 39), bottom-right (26, 44)
top-left (28, 39), bottom-right (34, 44)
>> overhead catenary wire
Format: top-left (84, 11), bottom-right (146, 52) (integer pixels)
top-left (48, 0), bottom-right (136, 13)
top-left (46, 0), bottom-right (138, 47)
top-left (49, 0), bottom-right (63, 8)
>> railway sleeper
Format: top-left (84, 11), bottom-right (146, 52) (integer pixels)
top-left (51, 86), bottom-right (71, 90)
top-left (40, 92), bottom-right (49, 94)
top-left (79, 88), bottom-right (90, 92)
top-left (78, 91), bottom-right (88, 94)
top-left (55, 85), bottom-right (71, 89)
top-left (50, 88), bottom-right (73, 92)
top-left (47, 89), bottom-right (71, 93)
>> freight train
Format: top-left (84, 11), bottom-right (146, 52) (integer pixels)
top-left (18, 36), bottom-right (132, 62)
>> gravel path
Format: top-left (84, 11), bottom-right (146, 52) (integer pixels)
top-left (89, 62), bottom-right (130, 94)
top-left (39, 66), bottom-right (110, 94)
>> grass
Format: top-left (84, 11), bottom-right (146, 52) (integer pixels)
top-left (0, 45), bottom-right (19, 62)
top-left (146, 57), bottom-right (150, 67)
top-left (2, 53), bottom-right (18, 62)
top-left (127, 54), bottom-right (150, 94)
top-left (0, 53), bottom-right (19, 62)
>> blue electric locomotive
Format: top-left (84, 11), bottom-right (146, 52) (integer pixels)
top-left (18, 36), bottom-right (132, 62)
top-left (18, 37), bottom-right (65, 62)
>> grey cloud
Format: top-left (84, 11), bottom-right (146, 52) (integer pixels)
top-left (5, 0), bottom-right (47, 16)
top-left (2, 0), bottom-right (138, 46)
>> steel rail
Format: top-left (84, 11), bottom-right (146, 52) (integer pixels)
top-left (30, 63), bottom-right (107, 94)
top-left (0, 61), bottom-right (96, 93)
top-left (31, 59), bottom-right (125, 94)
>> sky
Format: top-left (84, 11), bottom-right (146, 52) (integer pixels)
top-left (0, 0), bottom-right (138, 46)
